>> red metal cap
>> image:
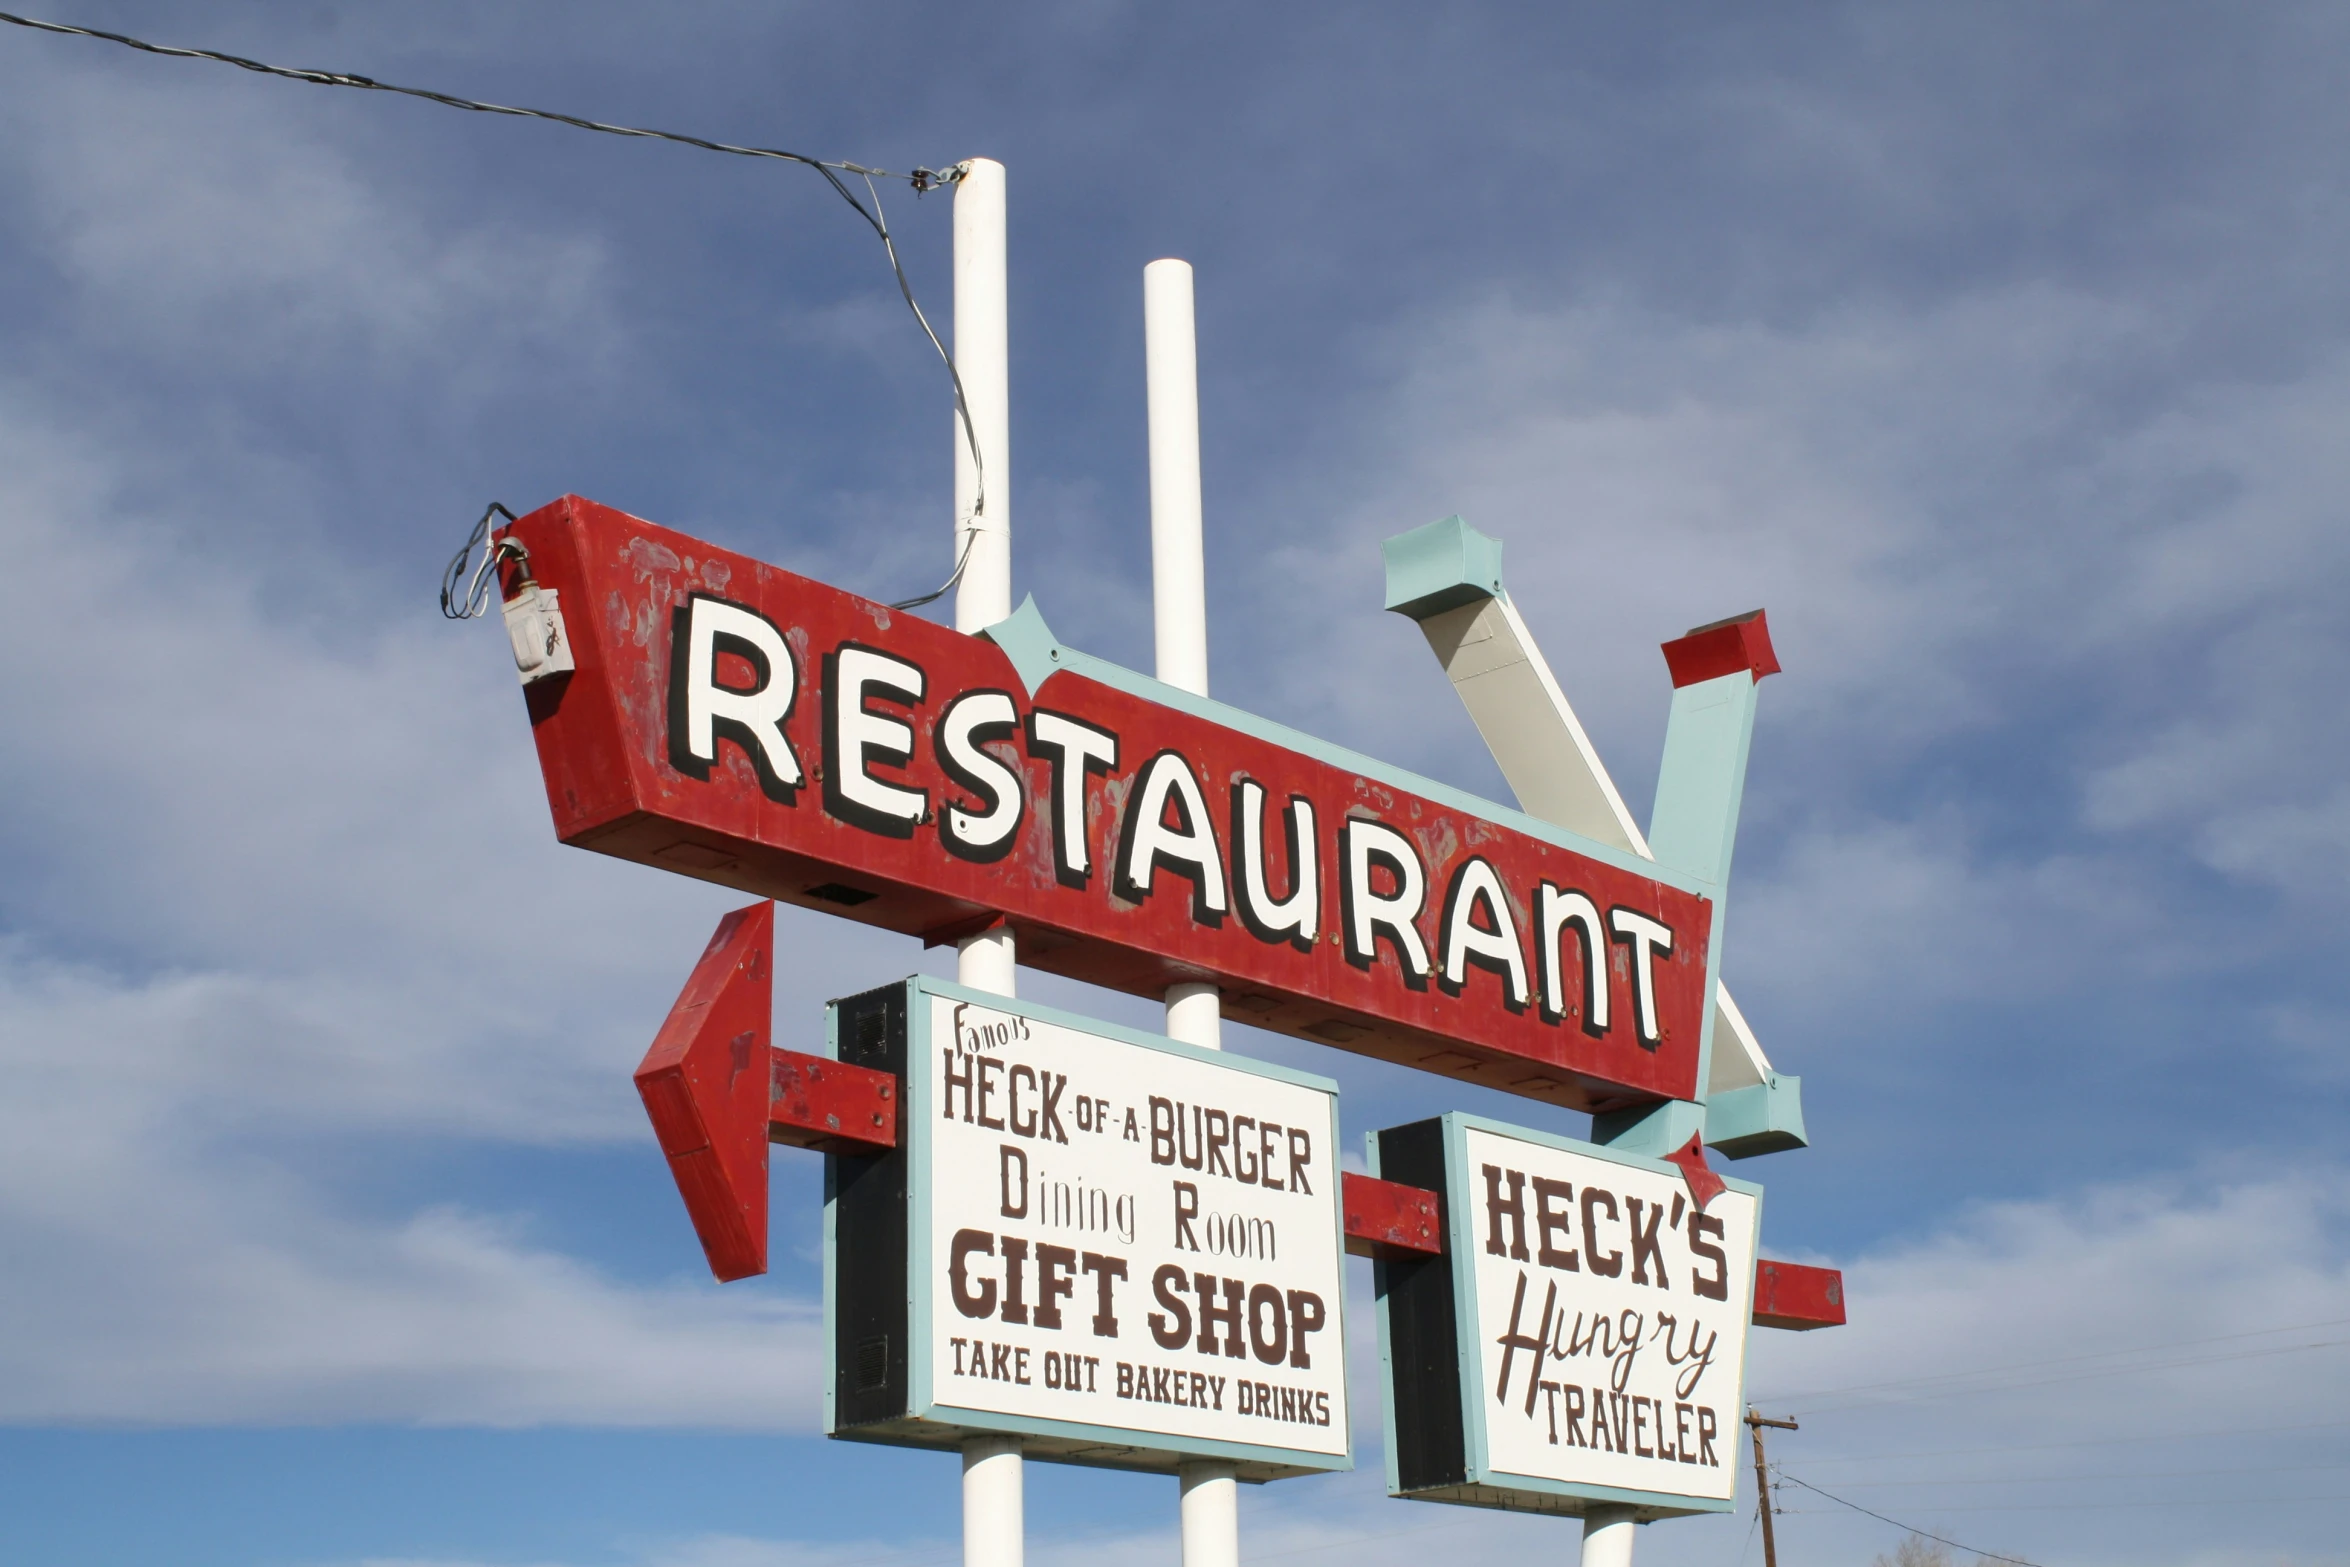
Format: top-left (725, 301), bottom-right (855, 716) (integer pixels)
top-left (1752, 1258), bottom-right (1846, 1331)
top-left (1661, 609), bottom-right (1780, 688)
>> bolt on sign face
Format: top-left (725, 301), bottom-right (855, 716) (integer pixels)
top-left (825, 977), bottom-right (1348, 1479)
top-left (503, 495), bottom-right (1718, 1112)
top-left (1370, 1114), bottom-right (1760, 1519)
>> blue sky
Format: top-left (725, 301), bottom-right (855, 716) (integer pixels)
top-left (0, 3), bottom-right (2345, 1564)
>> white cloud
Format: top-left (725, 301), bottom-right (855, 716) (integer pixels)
top-left (289, 1167), bottom-right (2350, 1564)
top-left (0, 932), bottom-right (835, 1426)
top-left (1739, 1166), bottom-right (2350, 1566)
top-left (0, 304), bottom-right (900, 1428)
top-left (0, 58), bottom-right (615, 381)
top-left (1202, 280), bottom-right (2350, 1106)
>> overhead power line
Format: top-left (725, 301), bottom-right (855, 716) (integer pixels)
top-left (1776, 1494), bottom-right (2350, 1515)
top-left (1763, 1312), bottom-right (2350, 1408)
top-left (1780, 1338), bottom-right (2348, 1418)
top-left (1812, 1460), bottom-right (2349, 1489)
top-left (0, 10), bottom-right (947, 186)
top-left (0, 9), bottom-right (993, 595)
top-left (1773, 1473), bottom-right (2049, 1567)
top-left (1789, 1415), bottom-right (2350, 1468)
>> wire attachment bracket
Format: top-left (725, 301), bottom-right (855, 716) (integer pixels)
top-left (440, 502), bottom-right (524, 620)
top-left (441, 501), bottom-right (573, 684)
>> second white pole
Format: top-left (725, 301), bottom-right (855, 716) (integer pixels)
top-left (954, 157), bottom-right (1020, 1567)
top-left (1580, 1507), bottom-right (1636, 1567)
top-left (1145, 256), bottom-right (1235, 1567)
top-left (1145, 257), bottom-right (1208, 700)
top-left (1145, 257), bottom-right (1220, 1055)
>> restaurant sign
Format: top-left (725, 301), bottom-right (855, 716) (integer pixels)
top-left (502, 495), bottom-right (1723, 1112)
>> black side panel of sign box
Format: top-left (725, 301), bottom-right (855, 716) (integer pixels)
top-left (830, 981), bottom-right (911, 1430)
top-left (1375, 1118), bottom-right (1468, 1493)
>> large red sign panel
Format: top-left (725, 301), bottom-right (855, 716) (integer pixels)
top-left (505, 495), bottom-right (1713, 1112)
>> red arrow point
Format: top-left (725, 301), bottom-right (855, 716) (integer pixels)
top-left (635, 901), bottom-right (774, 1282)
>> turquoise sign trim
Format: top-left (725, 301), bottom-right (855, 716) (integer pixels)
top-left (1703, 1075), bottom-right (1807, 1160)
top-left (1382, 515), bottom-right (1507, 619)
top-left (1645, 668), bottom-right (1762, 1098)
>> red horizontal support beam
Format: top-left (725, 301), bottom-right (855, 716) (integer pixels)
top-left (1343, 1171), bottom-right (1443, 1259)
top-left (769, 1048), bottom-right (897, 1154)
top-left (1753, 1258), bottom-right (1845, 1330)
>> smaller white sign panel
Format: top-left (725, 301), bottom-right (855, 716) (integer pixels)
top-left (1372, 1114), bottom-right (1759, 1518)
top-left (1463, 1125), bottom-right (1756, 1501)
top-left (826, 978), bottom-right (1349, 1479)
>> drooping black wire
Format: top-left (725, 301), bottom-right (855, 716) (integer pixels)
top-left (860, 171), bottom-right (988, 610)
top-left (2, 10), bottom-right (992, 608)
top-left (0, 11), bottom-right (937, 182)
top-left (1774, 1472), bottom-right (2051, 1567)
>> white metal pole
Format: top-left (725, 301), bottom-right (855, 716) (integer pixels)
top-left (1146, 255), bottom-right (1235, 1563)
top-left (1146, 259), bottom-right (1220, 1047)
top-left (1179, 1459), bottom-right (1239, 1567)
top-left (1145, 260), bottom-right (1219, 1058)
top-left (963, 1434), bottom-right (1024, 1567)
top-left (953, 157), bottom-right (1017, 1001)
top-left (954, 158), bottom-right (1012, 640)
top-left (1145, 258), bottom-right (1208, 697)
top-left (1579, 1507), bottom-right (1636, 1567)
top-left (953, 157), bottom-right (1020, 1562)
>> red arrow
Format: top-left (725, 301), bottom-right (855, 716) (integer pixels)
top-left (634, 901), bottom-right (901, 1283)
top-left (634, 902), bottom-right (775, 1282)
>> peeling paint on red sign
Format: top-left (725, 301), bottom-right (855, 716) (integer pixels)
top-left (506, 495), bottom-right (1715, 1113)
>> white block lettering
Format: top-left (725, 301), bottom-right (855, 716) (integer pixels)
top-left (1607, 907), bottom-right (1675, 1046)
top-left (1538, 885), bottom-right (1610, 1034)
top-left (823, 644), bottom-right (927, 838)
top-left (937, 689), bottom-right (1024, 861)
top-left (665, 593), bottom-right (802, 802)
top-left (1340, 819), bottom-right (1430, 985)
top-left (1026, 710), bottom-right (1120, 887)
top-left (1439, 855), bottom-right (1529, 1008)
top-left (1114, 750), bottom-right (1229, 922)
top-left (1232, 779), bottom-right (1318, 949)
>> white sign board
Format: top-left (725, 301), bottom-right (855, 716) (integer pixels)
top-left (826, 977), bottom-right (1349, 1480)
top-left (1372, 1114), bottom-right (1759, 1518)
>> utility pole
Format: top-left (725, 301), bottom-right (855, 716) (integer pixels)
top-left (1747, 1407), bottom-right (1798, 1567)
